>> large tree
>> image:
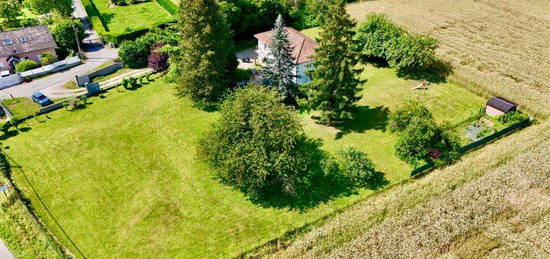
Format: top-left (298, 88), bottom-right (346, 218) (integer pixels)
top-left (27, 0), bottom-right (73, 17)
top-left (199, 85), bottom-right (320, 199)
top-left (302, 0), bottom-right (362, 125)
top-left (173, 0), bottom-right (237, 106)
top-left (0, 0), bottom-right (22, 29)
top-left (50, 18), bottom-right (85, 58)
top-left (260, 14), bottom-right (298, 104)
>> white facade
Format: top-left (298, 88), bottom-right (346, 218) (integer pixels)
top-left (257, 40), bottom-right (313, 85)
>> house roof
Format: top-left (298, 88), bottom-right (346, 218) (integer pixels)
top-left (487, 97), bottom-right (517, 112)
top-left (254, 27), bottom-right (318, 64)
top-left (0, 25), bottom-right (57, 58)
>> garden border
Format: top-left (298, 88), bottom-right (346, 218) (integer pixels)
top-left (411, 117), bottom-right (532, 177)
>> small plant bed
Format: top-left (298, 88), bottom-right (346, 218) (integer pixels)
top-left (464, 112), bottom-right (529, 142)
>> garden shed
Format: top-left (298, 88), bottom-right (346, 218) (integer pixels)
top-left (485, 97), bottom-right (517, 117)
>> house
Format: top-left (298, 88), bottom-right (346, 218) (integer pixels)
top-left (254, 27), bottom-right (318, 85)
top-left (485, 97), bottom-right (517, 117)
top-left (0, 25), bottom-right (58, 73)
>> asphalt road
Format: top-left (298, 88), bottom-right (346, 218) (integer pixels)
top-left (0, 47), bottom-right (118, 99)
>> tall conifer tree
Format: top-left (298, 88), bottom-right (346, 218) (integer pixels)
top-left (261, 14), bottom-right (298, 104)
top-left (174, 0), bottom-right (237, 106)
top-left (303, 0), bottom-right (363, 125)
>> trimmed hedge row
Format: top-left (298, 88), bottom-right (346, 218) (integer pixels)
top-left (155, 0), bottom-right (178, 16)
top-left (82, 0), bottom-right (176, 44)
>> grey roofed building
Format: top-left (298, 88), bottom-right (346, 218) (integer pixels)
top-left (0, 25), bottom-right (58, 58)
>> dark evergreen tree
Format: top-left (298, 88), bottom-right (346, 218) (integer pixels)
top-left (303, 0), bottom-right (363, 125)
top-left (173, 0), bottom-right (238, 106)
top-left (260, 14), bottom-right (299, 104)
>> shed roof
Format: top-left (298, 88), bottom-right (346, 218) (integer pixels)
top-left (0, 25), bottom-right (57, 58)
top-left (487, 97), bottom-right (517, 112)
top-left (254, 27), bottom-right (318, 64)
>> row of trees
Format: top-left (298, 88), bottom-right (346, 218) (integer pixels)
top-left (354, 14), bottom-right (438, 72)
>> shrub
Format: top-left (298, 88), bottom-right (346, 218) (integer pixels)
top-left (337, 147), bottom-right (378, 188)
top-left (388, 100), bottom-right (434, 132)
top-left (119, 27), bottom-right (178, 68)
top-left (148, 44), bottom-right (169, 71)
top-left (355, 13), bottom-right (437, 71)
top-left (51, 18), bottom-right (85, 58)
top-left (497, 111), bottom-right (529, 126)
top-left (40, 52), bottom-right (58, 65)
top-left (199, 85), bottom-right (320, 199)
top-left (15, 60), bottom-right (38, 73)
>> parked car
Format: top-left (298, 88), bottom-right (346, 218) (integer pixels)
top-left (31, 92), bottom-right (53, 107)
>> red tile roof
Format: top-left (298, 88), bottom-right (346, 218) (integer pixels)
top-left (254, 27), bottom-right (318, 64)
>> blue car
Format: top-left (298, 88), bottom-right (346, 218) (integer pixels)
top-left (31, 92), bottom-right (53, 107)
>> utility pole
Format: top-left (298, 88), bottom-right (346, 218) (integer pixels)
top-left (72, 23), bottom-right (84, 60)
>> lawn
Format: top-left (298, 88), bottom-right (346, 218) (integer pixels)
top-left (2, 98), bottom-right (41, 118)
top-left (86, 0), bottom-right (174, 36)
top-left (2, 63), bottom-right (484, 257)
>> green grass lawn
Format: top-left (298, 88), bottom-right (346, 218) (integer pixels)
top-left (2, 62), bottom-right (484, 257)
top-left (88, 0), bottom-right (174, 35)
top-left (2, 98), bottom-right (41, 118)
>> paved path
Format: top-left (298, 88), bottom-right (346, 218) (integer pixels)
top-left (0, 47), bottom-right (118, 99)
top-left (0, 239), bottom-right (14, 259)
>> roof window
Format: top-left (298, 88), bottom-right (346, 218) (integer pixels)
top-left (2, 39), bottom-right (13, 46)
top-left (19, 37), bottom-right (28, 43)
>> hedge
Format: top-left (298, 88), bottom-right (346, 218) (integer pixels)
top-left (82, 0), bottom-right (109, 35)
top-left (155, 0), bottom-right (179, 16)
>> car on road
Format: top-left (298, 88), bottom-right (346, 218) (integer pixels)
top-left (31, 92), bottom-right (53, 107)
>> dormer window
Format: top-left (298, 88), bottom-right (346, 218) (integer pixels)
top-left (2, 39), bottom-right (13, 46)
top-left (19, 37), bottom-right (28, 43)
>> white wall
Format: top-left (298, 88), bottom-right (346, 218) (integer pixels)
top-left (0, 74), bottom-right (23, 89)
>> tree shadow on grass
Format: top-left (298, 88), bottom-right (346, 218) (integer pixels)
top-left (247, 141), bottom-right (390, 212)
top-left (396, 59), bottom-right (454, 84)
top-left (310, 105), bottom-right (390, 140)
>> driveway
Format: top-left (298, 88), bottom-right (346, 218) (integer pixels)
top-left (0, 239), bottom-right (14, 259)
top-left (0, 47), bottom-right (118, 99)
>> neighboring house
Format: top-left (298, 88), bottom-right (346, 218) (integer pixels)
top-left (485, 97), bottom-right (517, 117)
top-left (0, 25), bottom-right (58, 73)
top-left (254, 27), bottom-right (318, 85)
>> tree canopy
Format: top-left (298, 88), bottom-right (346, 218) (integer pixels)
top-left (0, 0), bottom-right (23, 29)
top-left (27, 0), bottom-right (74, 17)
top-left (302, 0), bottom-right (362, 125)
top-left (199, 85), bottom-right (321, 199)
top-left (173, 0), bottom-right (237, 106)
top-left (260, 14), bottom-right (299, 104)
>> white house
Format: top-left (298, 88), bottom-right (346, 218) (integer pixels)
top-left (254, 27), bottom-right (318, 85)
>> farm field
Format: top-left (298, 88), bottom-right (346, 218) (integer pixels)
top-left (346, 0), bottom-right (550, 119)
top-left (265, 117), bottom-right (550, 258)
top-left (2, 62), bottom-right (485, 257)
top-left (84, 0), bottom-right (174, 37)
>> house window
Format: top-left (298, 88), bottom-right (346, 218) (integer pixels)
top-left (2, 39), bottom-right (13, 46)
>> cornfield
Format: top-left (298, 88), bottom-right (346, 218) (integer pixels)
top-left (347, 0), bottom-right (550, 119)
top-left (265, 118), bottom-right (550, 258)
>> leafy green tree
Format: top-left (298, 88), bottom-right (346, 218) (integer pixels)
top-left (337, 147), bottom-right (380, 188)
top-left (260, 14), bottom-right (298, 104)
top-left (388, 100), bottom-right (434, 132)
top-left (51, 18), bottom-right (85, 58)
top-left (391, 102), bottom-right (460, 167)
top-left (303, 0), bottom-right (362, 125)
top-left (0, 0), bottom-right (23, 29)
top-left (173, 0), bottom-right (237, 106)
top-left (119, 40), bottom-right (150, 68)
top-left (355, 13), bottom-right (438, 71)
top-left (40, 52), bottom-right (58, 65)
top-left (199, 85), bottom-right (320, 199)
top-left (27, 0), bottom-right (73, 17)
top-left (15, 60), bottom-right (38, 72)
